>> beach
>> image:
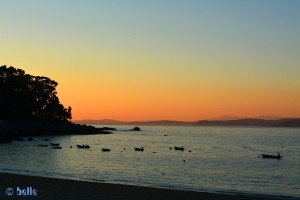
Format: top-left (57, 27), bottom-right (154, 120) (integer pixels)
top-left (0, 173), bottom-right (287, 200)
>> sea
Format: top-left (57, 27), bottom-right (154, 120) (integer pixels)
top-left (1, 125), bottom-right (300, 199)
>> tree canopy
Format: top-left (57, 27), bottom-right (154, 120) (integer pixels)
top-left (0, 65), bottom-right (72, 122)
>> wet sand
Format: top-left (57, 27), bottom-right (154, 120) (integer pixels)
top-left (0, 172), bottom-right (287, 200)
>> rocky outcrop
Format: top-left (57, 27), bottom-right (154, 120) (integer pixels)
top-left (130, 127), bottom-right (141, 131)
top-left (0, 120), bottom-right (112, 143)
top-left (98, 127), bottom-right (117, 131)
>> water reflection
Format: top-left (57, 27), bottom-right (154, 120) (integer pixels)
top-left (0, 125), bottom-right (300, 198)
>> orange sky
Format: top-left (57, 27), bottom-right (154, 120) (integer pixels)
top-left (1, 1), bottom-right (299, 121)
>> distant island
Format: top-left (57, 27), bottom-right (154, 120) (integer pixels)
top-left (75, 119), bottom-right (194, 126)
top-left (75, 118), bottom-right (300, 127)
top-left (194, 118), bottom-right (300, 127)
top-left (0, 65), bottom-right (110, 143)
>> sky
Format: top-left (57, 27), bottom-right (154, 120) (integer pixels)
top-left (1, 0), bottom-right (299, 121)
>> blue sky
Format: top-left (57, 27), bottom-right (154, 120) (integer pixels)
top-left (1, 0), bottom-right (299, 120)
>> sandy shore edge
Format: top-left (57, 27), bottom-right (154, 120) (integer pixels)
top-left (0, 172), bottom-right (288, 200)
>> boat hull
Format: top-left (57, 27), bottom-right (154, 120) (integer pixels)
top-left (102, 148), bottom-right (111, 152)
top-left (261, 154), bottom-right (282, 159)
top-left (174, 146), bottom-right (184, 151)
top-left (77, 145), bottom-right (90, 149)
top-left (134, 147), bottom-right (144, 151)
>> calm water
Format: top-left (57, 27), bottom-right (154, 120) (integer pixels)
top-left (1, 125), bottom-right (300, 198)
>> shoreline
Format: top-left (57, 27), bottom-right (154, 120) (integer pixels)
top-left (0, 119), bottom-right (112, 143)
top-left (0, 172), bottom-right (292, 200)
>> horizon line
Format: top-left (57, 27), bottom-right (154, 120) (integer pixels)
top-left (72, 116), bottom-right (300, 123)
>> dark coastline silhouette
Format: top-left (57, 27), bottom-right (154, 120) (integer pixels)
top-left (0, 65), bottom-right (71, 122)
top-left (0, 65), bottom-right (110, 143)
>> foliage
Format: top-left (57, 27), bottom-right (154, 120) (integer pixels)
top-left (0, 65), bottom-right (72, 122)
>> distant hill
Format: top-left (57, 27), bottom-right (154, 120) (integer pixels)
top-left (215, 115), bottom-right (245, 121)
top-left (75, 119), bottom-right (193, 126)
top-left (74, 119), bottom-right (126, 124)
top-left (258, 116), bottom-right (284, 120)
top-left (194, 118), bottom-right (300, 127)
top-left (75, 118), bottom-right (300, 127)
top-left (128, 120), bottom-right (194, 126)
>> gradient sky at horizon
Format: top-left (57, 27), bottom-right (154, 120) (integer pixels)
top-left (1, 0), bottom-right (299, 121)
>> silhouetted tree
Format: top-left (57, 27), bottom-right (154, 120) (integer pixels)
top-left (0, 65), bottom-right (72, 122)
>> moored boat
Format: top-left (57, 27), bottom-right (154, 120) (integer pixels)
top-left (77, 144), bottom-right (90, 149)
top-left (261, 153), bottom-right (282, 159)
top-left (134, 147), bottom-right (144, 151)
top-left (50, 143), bottom-right (60, 147)
top-left (102, 148), bottom-right (111, 152)
top-left (52, 146), bottom-right (62, 149)
top-left (174, 146), bottom-right (184, 151)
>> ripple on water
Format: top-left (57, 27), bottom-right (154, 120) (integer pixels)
top-left (1, 125), bottom-right (300, 198)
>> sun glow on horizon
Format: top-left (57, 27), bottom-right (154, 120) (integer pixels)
top-left (1, 1), bottom-right (299, 121)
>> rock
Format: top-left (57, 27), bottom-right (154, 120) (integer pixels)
top-left (131, 127), bottom-right (141, 131)
top-left (99, 127), bottom-right (117, 131)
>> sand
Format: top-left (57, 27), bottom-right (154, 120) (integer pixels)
top-left (0, 172), bottom-right (286, 200)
